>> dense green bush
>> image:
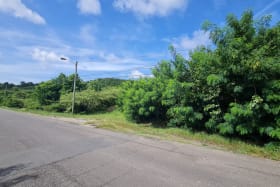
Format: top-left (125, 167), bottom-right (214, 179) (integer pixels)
top-left (119, 10), bottom-right (280, 143)
top-left (0, 88), bottom-right (32, 109)
top-left (23, 98), bottom-right (42, 110)
top-left (2, 96), bottom-right (24, 108)
top-left (87, 78), bottom-right (125, 91)
top-left (167, 106), bottom-right (203, 128)
top-left (0, 76), bottom-right (125, 114)
top-left (34, 73), bottom-right (86, 105)
top-left (60, 87), bottom-right (120, 113)
top-left (42, 103), bottom-right (66, 112)
top-left (119, 79), bottom-right (166, 122)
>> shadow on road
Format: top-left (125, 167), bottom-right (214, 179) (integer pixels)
top-left (0, 164), bottom-right (26, 177)
top-left (0, 174), bottom-right (38, 187)
top-left (0, 164), bottom-right (38, 186)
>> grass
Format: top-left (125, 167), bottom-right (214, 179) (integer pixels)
top-left (2, 106), bottom-right (280, 161)
top-left (86, 110), bottom-right (280, 161)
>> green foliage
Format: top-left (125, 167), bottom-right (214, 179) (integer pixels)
top-left (265, 142), bottom-right (280, 153)
top-left (34, 73), bottom-right (86, 105)
top-left (0, 76), bottom-right (121, 115)
top-left (201, 10), bottom-right (280, 141)
top-left (0, 85), bottom-right (35, 109)
top-left (60, 87), bottom-right (120, 114)
top-left (119, 79), bottom-right (166, 122)
top-left (119, 10), bottom-right (280, 144)
top-left (23, 98), bottom-right (42, 110)
top-left (219, 102), bottom-right (254, 135)
top-left (35, 80), bottom-right (61, 105)
top-left (4, 97), bottom-right (24, 108)
top-left (87, 78), bottom-right (125, 91)
top-left (206, 74), bottom-right (224, 86)
top-left (43, 103), bottom-right (66, 112)
top-left (167, 106), bottom-right (203, 128)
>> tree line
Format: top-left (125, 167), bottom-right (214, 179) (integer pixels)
top-left (0, 74), bottom-right (124, 113)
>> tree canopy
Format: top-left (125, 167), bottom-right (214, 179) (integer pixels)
top-left (119, 10), bottom-right (280, 142)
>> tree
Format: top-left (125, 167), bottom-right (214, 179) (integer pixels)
top-left (34, 73), bottom-right (86, 106)
top-left (202, 10), bottom-right (280, 140)
top-left (35, 80), bottom-right (61, 105)
top-left (120, 10), bottom-right (280, 142)
top-left (87, 78), bottom-right (125, 91)
top-left (119, 79), bottom-right (166, 122)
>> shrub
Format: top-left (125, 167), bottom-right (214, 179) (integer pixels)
top-left (60, 87), bottom-right (120, 114)
top-left (43, 103), bottom-right (66, 112)
top-left (24, 98), bottom-right (42, 110)
top-left (118, 79), bottom-right (166, 123)
top-left (167, 106), bottom-right (203, 128)
top-left (4, 97), bottom-right (24, 108)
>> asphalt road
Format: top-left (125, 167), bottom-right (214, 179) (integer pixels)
top-left (0, 109), bottom-right (279, 187)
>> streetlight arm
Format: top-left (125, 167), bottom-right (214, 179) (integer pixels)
top-left (60, 57), bottom-right (67, 61)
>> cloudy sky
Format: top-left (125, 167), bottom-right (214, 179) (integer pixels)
top-left (0, 0), bottom-right (279, 83)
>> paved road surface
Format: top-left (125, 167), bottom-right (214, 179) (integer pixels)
top-left (0, 109), bottom-right (279, 187)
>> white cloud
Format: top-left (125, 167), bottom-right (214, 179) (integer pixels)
top-left (0, 0), bottom-right (45, 24)
top-left (0, 62), bottom-right (56, 83)
top-left (0, 27), bottom-right (158, 82)
top-left (113, 0), bottom-right (188, 17)
top-left (79, 52), bottom-right (152, 72)
top-left (173, 30), bottom-right (211, 51)
top-left (97, 52), bottom-right (147, 65)
top-left (31, 48), bottom-right (66, 62)
top-left (129, 70), bottom-right (153, 79)
top-left (80, 24), bottom-right (96, 44)
top-left (130, 70), bottom-right (145, 78)
top-left (81, 61), bottom-right (133, 72)
top-left (77, 0), bottom-right (101, 15)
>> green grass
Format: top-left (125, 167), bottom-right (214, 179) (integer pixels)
top-left (86, 111), bottom-right (280, 161)
top-left (2, 106), bottom-right (279, 160)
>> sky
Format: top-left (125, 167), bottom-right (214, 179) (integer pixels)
top-left (0, 0), bottom-right (279, 83)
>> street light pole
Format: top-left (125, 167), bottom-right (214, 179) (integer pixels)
top-left (60, 57), bottom-right (78, 115)
top-left (72, 61), bottom-right (78, 114)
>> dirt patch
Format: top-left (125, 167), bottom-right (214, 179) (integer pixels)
top-left (50, 117), bottom-right (88, 126)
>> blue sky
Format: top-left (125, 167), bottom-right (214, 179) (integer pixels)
top-left (0, 0), bottom-right (279, 83)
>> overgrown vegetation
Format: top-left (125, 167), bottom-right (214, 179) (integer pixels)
top-left (0, 82), bottom-right (37, 109)
top-left (0, 10), bottom-right (279, 155)
top-left (60, 87), bottom-right (121, 113)
top-left (0, 75), bottom-right (123, 113)
top-left (119, 10), bottom-right (280, 144)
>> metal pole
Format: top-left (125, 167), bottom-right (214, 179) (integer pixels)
top-left (72, 61), bottom-right (78, 114)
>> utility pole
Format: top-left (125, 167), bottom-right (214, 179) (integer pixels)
top-left (72, 61), bottom-right (78, 114)
top-left (60, 57), bottom-right (78, 115)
